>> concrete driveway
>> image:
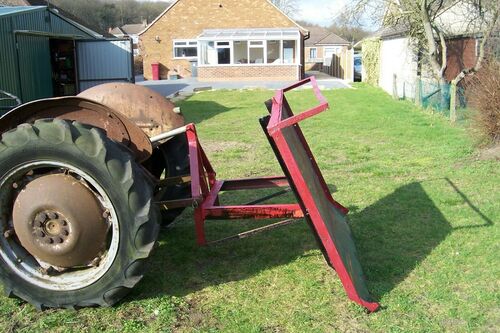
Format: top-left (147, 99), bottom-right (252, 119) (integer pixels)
top-left (135, 73), bottom-right (351, 97)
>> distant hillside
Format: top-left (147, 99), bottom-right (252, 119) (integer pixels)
top-left (51, 0), bottom-right (171, 31)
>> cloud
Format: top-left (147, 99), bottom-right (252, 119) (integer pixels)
top-left (293, 0), bottom-right (347, 27)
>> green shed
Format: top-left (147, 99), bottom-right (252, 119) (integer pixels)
top-left (0, 6), bottom-right (134, 109)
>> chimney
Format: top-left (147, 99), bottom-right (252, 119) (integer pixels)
top-left (142, 19), bottom-right (147, 27)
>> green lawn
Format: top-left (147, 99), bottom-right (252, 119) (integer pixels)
top-left (1, 84), bottom-right (498, 332)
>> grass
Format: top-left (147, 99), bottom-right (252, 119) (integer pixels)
top-left (1, 84), bottom-right (498, 332)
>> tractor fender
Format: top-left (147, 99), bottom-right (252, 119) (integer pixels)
top-left (0, 96), bottom-right (152, 162)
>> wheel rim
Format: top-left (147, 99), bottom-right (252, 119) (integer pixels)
top-left (0, 161), bottom-right (120, 291)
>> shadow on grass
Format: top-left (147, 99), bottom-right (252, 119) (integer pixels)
top-left (179, 100), bottom-right (235, 125)
top-left (131, 180), bottom-right (493, 304)
top-left (140, 83), bottom-right (189, 97)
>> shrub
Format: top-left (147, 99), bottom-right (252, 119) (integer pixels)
top-left (134, 55), bottom-right (144, 75)
top-left (466, 59), bottom-right (500, 143)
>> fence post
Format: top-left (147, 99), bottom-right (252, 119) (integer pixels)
top-left (450, 82), bottom-right (457, 122)
top-left (415, 76), bottom-right (422, 106)
top-left (392, 74), bottom-right (398, 99)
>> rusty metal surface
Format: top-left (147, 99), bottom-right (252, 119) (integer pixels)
top-left (12, 174), bottom-right (109, 268)
top-left (0, 96), bottom-right (153, 162)
top-left (78, 82), bottom-right (185, 138)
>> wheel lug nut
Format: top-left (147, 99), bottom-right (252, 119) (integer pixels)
top-left (56, 237), bottom-right (63, 244)
top-left (34, 221), bottom-right (43, 227)
top-left (46, 238), bottom-right (54, 244)
top-left (62, 230), bottom-right (69, 236)
top-left (36, 213), bottom-right (47, 223)
top-left (36, 231), bottom-right (45, 238)
top-left (47, 212), bottom-right (57, 220)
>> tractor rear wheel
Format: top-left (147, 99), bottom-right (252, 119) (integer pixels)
top-left (0, 119), bottom-right (159, 309)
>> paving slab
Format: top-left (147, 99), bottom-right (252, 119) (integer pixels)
top-left (135, 74), bottom-right (350, 98)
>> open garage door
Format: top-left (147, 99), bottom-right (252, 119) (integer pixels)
top-left (76, 39), bottom-right (134, 92)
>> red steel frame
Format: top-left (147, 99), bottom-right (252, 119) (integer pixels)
top-left (173, 77), bottom-right (379, 312)
top-left (266, 77), bottom-right (379, 312)
top-left (185, 124), bottom-right (304, 246)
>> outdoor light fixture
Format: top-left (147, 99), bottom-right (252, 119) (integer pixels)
top-left (155, 35), bottom-right (161, 42)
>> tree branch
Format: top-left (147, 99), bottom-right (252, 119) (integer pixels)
top-left (421, 0), bottom-right (443, 79)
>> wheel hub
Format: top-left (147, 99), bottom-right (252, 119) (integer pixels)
top-left (12, 173), bottom-right (109, 268)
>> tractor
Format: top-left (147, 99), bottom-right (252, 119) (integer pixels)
top-left (0, 78), bottom-right (379, 312)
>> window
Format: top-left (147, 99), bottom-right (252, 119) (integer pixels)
top-left (309, 48), bottom-right (317, 59)
top-left (267, 40), bottom-right (280, 64)
top-left (173, 40), bottom-right (197, 58)
top-left (216, 41), bottom-right (231, 64)
top-left (198, 37), bottom-right (300, 66)
top-left (324, 46), bottom-right (341, 59)
top-left (233, 40), bottom-right (248, 64)
top-left (283, 40), bottom-right (296, 64)
top-left (249, 40), bottom-right (264, 64)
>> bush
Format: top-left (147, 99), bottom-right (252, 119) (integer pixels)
top-left (466, 59), bottom-right (500, 143)
top-left (134, 55), bottom-right (144, 75)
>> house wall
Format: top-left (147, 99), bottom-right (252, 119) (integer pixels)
top-left (198, 65), bottom-right (298, 81)
top-left (140, 0), bottom-right (303, 80)
top-left (444, 37), bottom-right (476, 81)
top-left (304, 46), bottom-right (324, 71)
top-left (379, 37), bottom-right (418, 99)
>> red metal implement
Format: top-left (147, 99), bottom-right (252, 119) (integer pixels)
top-left (160, 77), bottom-right (379, 312)
top-left (265, 77), bottom-right (380, 312)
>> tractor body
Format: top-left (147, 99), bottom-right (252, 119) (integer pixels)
top-left (0, 78), bottom-right (378, 312)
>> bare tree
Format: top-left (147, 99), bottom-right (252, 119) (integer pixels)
top-left (344, 0), bottom-right (500, 109)
top-left (270, 0), bottom-right (297, 16)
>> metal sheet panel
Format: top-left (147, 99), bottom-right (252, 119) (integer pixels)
top-left (16, 34), bottom-right (53, 102)
top-left (0, 16), bottom-right (20, 109)
top-left (76, 39), bottom-right (134, 92)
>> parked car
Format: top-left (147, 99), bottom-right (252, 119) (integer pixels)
top-left (354, 54), bottom-right (362, 81)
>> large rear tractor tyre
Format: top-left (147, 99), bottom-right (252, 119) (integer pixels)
top-left (0, 119), bottom-right (159, 309)
top-left (147, 134), bottom-right (190, 226)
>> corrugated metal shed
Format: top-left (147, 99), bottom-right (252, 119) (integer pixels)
top-left (0, 6), bottom-right (96, 107)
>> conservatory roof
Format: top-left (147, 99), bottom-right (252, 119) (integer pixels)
top-left (198, 28), bottom-right (301, 40)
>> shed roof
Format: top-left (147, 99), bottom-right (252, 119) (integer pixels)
top-left (0, 0), bottom-right (113, 37)
top-left (0, 5), bottom-right (43, 16)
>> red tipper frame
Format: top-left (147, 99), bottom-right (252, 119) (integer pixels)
top-left (171, 77), bottom-right (379, 312)
top-left (265, 77), bottom-right (380, 312)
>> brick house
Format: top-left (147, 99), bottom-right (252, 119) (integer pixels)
top-left (139, 0), bottom-right (309, 81)
top-left (304, 26), bottom-right (350, 72)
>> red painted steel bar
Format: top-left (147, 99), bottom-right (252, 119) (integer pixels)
top-left (220, 176), bottom-right (289, 191)
top-left (204, 204), bottom-right (304, 219)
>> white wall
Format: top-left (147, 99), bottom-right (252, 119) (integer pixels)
top-left (378, 37), bottom-right (418, 99)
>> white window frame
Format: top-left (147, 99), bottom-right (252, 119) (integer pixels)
top-left (173, 39), bottom-right (198, 59)
top-left (215, 41), bottom-right (233, 65)
top-left (248, 40), bottom-right (266, 64)
top-left (309, 47), bottom-right (317, 60)
top-left (197, 38), bottom-right (300, 67)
